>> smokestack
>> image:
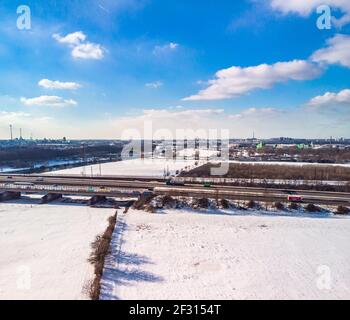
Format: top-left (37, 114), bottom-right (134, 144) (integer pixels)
top-left (20, 128), bottom-right (22, 140)
top-left (9, 124), bottom-right (13, 141)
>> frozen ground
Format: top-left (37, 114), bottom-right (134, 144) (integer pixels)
top-left (101, 209), bottom-right (350, 300)
top-left (0, 198), bottom-right (113, 300)
top-left (49, 158), bottom-right (201, 177)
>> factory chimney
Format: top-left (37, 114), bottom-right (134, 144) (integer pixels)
top-left (9, 124), bottom-right (13, 141)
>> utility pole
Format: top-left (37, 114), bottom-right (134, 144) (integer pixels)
top-left (82, 143), bottom-right (86, 176)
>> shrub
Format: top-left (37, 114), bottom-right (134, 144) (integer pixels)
top-left (246, 200), bottom-right (256, 209)
top-left (305, 203), bottom-right (319, 212)
top-left (336, 206), bottom-right (349, 215)
top-left (133, 194), bottom-right (155, 210)
top-left (161, 195), bottom-right (176, 208)
top-left (88, 212), bottom-right (117, 300)
top-left (220, 199), bottom-right (230, 209)
top-left (144, 204), bottom-right (156, 213)
top-left (274, 202), bottom-right (284, 210)
top-left (288, 202), bottom-right (299, 210)
top-left (89, 276), bottom-right (101, 301)
top-left (192, 197), bottom-right (209, 209)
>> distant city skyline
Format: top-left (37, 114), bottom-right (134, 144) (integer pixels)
top-left (0, 1), bottom-right (350, 139)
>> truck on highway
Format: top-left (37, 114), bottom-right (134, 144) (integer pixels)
top-left (288, 195), bottom-right (303, 202)
top-left (14, 182), bottom-right (34, 186)
top-left (165, 178), bottom-right (185, 186)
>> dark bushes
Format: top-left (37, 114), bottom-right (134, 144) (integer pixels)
top-left (246, 200), bottom-right (256, 209)
top-left (219, 199), bottom-right (230, 209)
top-left (88, 212), bottom-right (118, 300)
top-left (274, 202), bottom-right (284, 210)
top-left (305, 204), bottom-right (319, 212)
top-left (336, 206), bottom-right (349, 215)
top-left (288, 202), bottom-right (299, 210)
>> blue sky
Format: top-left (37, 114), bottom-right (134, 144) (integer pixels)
top-left (0, 0), bottom-right (350, 139)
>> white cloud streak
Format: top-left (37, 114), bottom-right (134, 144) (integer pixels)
top-left (145, 81), bottom-right (163, 89)
top-left (20, 96), bottom-right (77, 107)
top-left (38, 79), bottom-right (81, 90)
top-left (153, 42), bottom-right (179, 55)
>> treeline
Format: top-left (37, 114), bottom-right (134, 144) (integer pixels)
top-left (0, 144), bottom-right (124, 167)
top-left (182, 162), bottom-right (350, 181)
top-left (256, 146), bottom-right (350, 163)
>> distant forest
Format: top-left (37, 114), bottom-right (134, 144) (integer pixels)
top-left (182, 162), bottom-right (350, 181)
top-left (0, 144), bottom-right (124, 169)
top-left (254, 146), bottom-right (350, 163)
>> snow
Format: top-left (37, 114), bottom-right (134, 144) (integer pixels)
top-left (2, 156), bottom-right (350, 300)
top-left (0, 199), bottom-right (113, 300)
top-left (49, 158), bottom-right (202, 177)
top-left (176, 148), bottom-right (219, 159)
top-left (101, 209), bottom-right (350, 300)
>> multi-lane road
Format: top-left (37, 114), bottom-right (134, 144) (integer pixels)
top-left (0, 174), bottom-right (349, 206)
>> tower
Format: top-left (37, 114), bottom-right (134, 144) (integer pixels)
top-left (9, 124), bottom-right (13, 141)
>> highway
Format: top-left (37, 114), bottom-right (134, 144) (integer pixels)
top-left (0, 174), bottom-right (349, 206)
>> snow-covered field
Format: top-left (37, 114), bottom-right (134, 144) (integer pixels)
top-left (2, 157), bottom-right (350, 300)
top-left (49, 158), bottom-right (201, 177)
top-left (101, 209), bottom-right (350, 300)
top-left (0, 199), bottom-right (113, 300)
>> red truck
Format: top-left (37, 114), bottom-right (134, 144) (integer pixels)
top-left (288, 195), bottom-right (303, 202)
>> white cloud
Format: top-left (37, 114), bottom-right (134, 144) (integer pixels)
top-left (38, 79), bottom-right (81, 90)
top-left (0, 111), bottom-right (31, 121)
top-left (20, 96), bottom-right (77, 107)
top-left (311, 34), bottom-right (350, 68)
top-left (145, 81), bottom-right (163, 89)
top-left (53, 31), bottom-right (86, 45)
top-left (229, 107), bottom-right (279, 120)
top-left (72, 43), bottom-right (104, 60)
top-left (307, 89), bottom-right (350, 107)
top-left (153, 42), bottom-right (179, 55)
top-left (183, 60), bottom-right (321, 101)
top-left (53, 31), bottom-right (104, 60)
top-left (142, 108), bottom-right (224, 118)
top-left (270, 0), bottom-right (350, 27)
top-left (169, 42), bottom-right (179, 49)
